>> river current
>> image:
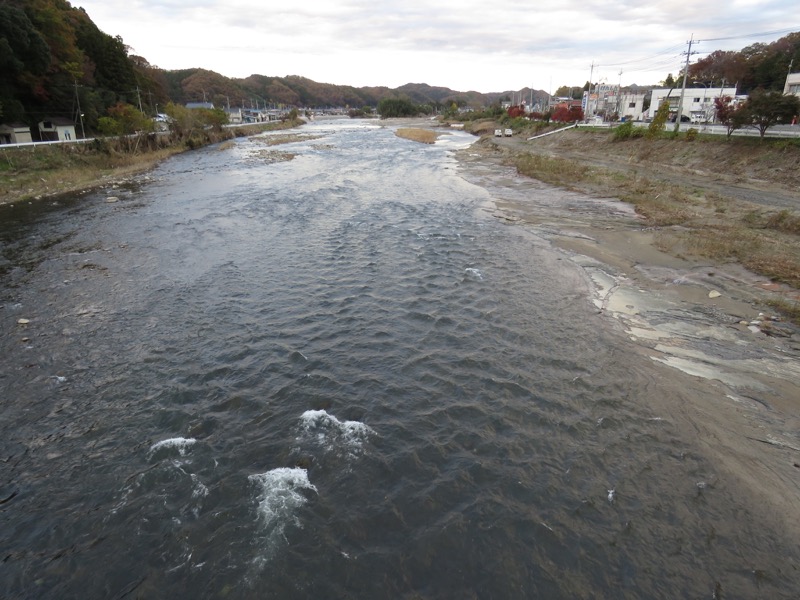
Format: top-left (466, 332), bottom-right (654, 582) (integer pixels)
top-left (2, 119), bottom-right (798, 598)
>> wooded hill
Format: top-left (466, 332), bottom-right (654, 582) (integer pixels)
top-left (1, 0), bottom-right (798, 133)
top-left (0, 0), bottom-right (532, 132)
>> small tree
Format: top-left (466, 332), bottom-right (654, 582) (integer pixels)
top-left (647, 100), bottom-right (670, 138)
top-left (104, 103), bottom-right (153, 134)
top-left (96, 116), bottom-right (123, 136)
top-left (740, 89), bottom-right (800, 138)
top-left (164, 102), bottom-right (200, 138)
top-left (713, 95), bottom-right (743, 138)
top-left (197, 107), bottom-right (228, 130)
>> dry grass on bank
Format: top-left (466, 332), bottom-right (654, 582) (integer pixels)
top-left (395, 128), bottom-right (439, 144)
top-left (508, 148), bottom-right (800, 292)
top-left (1, 142), bottom-right (184, 204)
top-left (0, 120), bottom-right (303, 205)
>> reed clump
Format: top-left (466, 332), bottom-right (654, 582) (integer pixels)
top-left (395, 128), bottom-right (439, 144)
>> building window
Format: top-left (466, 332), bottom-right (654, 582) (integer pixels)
top-left (629, 102), bottom-right (636, 108)
top-left (693, 98), bottom-right (700, 103)
top-left (789, 84), bottom-right (800, 94)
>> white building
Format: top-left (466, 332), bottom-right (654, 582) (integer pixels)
top-left (0, 123), bottom-right (33, 144)
top-left (225, 108), bottom-right (243, 124)
top-left (38, 117), bottom-right (77, 141)
top-left (619, 93), bottom-right (646, 121)
top-left (647, 87), bottom-right (741, 123)
top-left (784, 72), bottom-right (800, 97)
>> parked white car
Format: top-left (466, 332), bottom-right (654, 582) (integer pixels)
top-left (504, 129), bottom-right (513, 137)
top-left (494, 129), bottom-right (503, 137)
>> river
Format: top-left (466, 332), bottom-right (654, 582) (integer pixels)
top-left (2, 119), bottom-right (798, 599)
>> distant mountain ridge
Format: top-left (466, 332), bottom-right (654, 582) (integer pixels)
top-left (162, 71), bottom-right (544, 110)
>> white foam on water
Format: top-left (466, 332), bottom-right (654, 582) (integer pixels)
top-left (249, 467), bottom-right (317, 527)
top-left (247, 467), bottom-right (317, 570)
top-left (191, 474), bottom-right (209, 499)
top-left (464, 267), bottom-right (483, 280)
top-left (148, 437), bottom-right (197, 459)
top-left (298, 409), bottom-right (375, 456)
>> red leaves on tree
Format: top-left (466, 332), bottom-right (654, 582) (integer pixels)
top-left (551, 106), bottom-right (584, 122)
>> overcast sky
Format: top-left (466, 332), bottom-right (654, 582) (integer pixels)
top-left (77, 0), bottom-right (799, 94)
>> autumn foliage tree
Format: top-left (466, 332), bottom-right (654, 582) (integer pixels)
top-left (713, 95), bottom-right (747, 138)
top-left (507, 105), bottom-right (526, 118)
top-left (551, 105), bottom-right (583, 122)
top-left (739, 89), bottom-right (800, 138)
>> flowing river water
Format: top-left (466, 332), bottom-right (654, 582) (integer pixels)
top-left (2, 119), bottom-right (799, 598)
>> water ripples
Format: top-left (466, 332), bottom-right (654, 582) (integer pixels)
top-left (1, 120), bottom-right (799, 598)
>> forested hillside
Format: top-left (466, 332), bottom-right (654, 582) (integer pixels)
top-left (0, 0), bottom-right (160, 129)
top-left (689, 32), bottom-right (800, 93)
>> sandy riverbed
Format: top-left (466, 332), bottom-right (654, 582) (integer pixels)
top-left (451, 134), bottom-right (800, 548)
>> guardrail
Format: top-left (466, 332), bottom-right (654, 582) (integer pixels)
top-left (527, 123), bottom-right (578, 140)
top-left (578, 122), bottom-right (800, 139)
top-left (0, 137), bottom-right (96, 149)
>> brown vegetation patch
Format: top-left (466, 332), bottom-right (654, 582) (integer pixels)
top-left (485, 128), bottom-right (800, 314)
top-left (249, 133), bottom-right (323, 146)
top-left (395, 128), bottom-right (439, 144)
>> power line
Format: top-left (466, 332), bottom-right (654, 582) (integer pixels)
top-left (601, 44), bottom-right (686, 67)
top-left (699, 26), bottom-right (800, 43)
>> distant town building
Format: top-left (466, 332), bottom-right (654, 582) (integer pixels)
top-left (0, 123), bottom-right (33, 144)
top-left (186, 102), bottom-right (215, 110)
top-left (784, 72), bottom-right (800, 97)
top-left (225, 108), bottom-right (243, 124)
top-left (37, 118), bottom-right (77, 141)
top-left (582, 84), bottom-right (619, 118)
top-left (619, 93), bottom-right (646, 121)
top-left (647, 87), bottom-right (741, 123)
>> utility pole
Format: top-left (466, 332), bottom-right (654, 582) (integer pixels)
top-left (586, 62), bottom-right (595, 118)
top-left (136, 86), bottom-right (143, 113)
top-left (74, 80), bottom-right (85, 139)
top-left (674, 34), bottom-right (697, 133)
